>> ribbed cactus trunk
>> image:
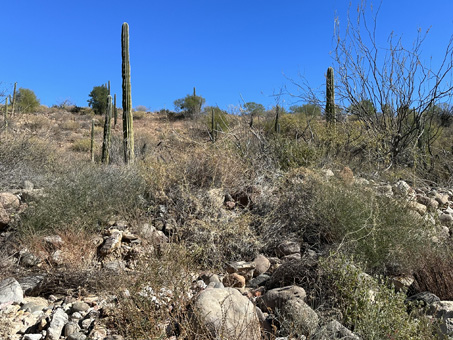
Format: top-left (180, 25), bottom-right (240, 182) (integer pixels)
top-left (211, 108), bottom-right (216, 142)
top-left (4, 97), bottom-right (8, 128)
top-left (274, 105), bottom-right (280, 133)
top-left (102, 95), bottom-right (112, 164)
top-left (11, 82), bottom-right (17, 116)
top-left (122, 22), bottom-right (134, 164)
top-left (90, 119), bottom-right (95, 163)
top-left (326, 67), bottom-right (336, 127)
top-left (113, 94), bottom-right (117, 128)
top-left (108, 80), bottom-right (111, 95)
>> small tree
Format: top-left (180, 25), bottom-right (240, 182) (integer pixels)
top-left (173, 90), bottom-right (205, 118)
top-left (16, 88), bottom-right (40, 113)
top-left (88, 85), bottom-right (109, 115)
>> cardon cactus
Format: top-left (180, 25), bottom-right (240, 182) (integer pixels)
top-left (122, 22), bottom-right (134, 164)
top-left (326, 67), bottom-right (336, 126)
top-left (113, 93), bottom-right (118, 128)
top-left (91, 119), bottom-right (95, 163)
top-left (4, 97), bottom-right (8, 128)
top-left (11, 82), bottom-right (17, 115)
top-left (101, 95), bottom-right (112, 164)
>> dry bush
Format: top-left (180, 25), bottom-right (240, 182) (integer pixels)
top-left (71, 138), bottom-right (91, 152)
top-left (61, 120), bottom-right (80, 131)
top-left (410, 251), bottom-right (453, 300)
top-left (0, 135), bottom-right (61, 190)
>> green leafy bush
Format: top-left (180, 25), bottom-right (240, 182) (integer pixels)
top-left (16, 88), bottom-right (40, 113)
top-left (321, 255), bottom-right (435, 340)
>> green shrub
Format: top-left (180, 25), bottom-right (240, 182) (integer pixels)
top-left (321, 255), bottom-right (435, 340)
top-left (16, 88), bottom-right (40, 113)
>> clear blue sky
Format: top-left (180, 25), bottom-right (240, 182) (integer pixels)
top-left (2, 0), bottom-right (453, 111)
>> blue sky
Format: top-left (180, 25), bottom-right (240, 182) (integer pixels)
top-left (2, 0), bottom-right (453, 112)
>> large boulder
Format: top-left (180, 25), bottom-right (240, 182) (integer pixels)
top-left (0, 277), bottom-right (23, 305)
top-left (311, 320), bottom-right (361, 339)
top-left (190, 287), bottom-right (260, 339)
top-left (258, 285), bottom-right (318, 337)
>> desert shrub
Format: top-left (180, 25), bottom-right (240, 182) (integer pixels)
top-left (133, 111), bottom-right (146, 120)
top-left (71, 138), bottom-right (91, 152)
top-left (0, 135), bottom-right (60, 190)
top-left (320, 255), bottom-right (435, 340)
top-left (114, 244), bottom-right (197, 339)
top-left (259, 170), bottom-right (432, 274)
top-left (19, 164), bottom-right (146, 235)
top-left (23, 115), bottom-right (52, 132)
top-left (61, 120), bottom-right (80, 131)
top-left (269, 136), bottom-right (319, 169)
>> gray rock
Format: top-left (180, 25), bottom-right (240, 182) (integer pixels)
top-left (440, 213), bottom-right (453, 226)
top-left (311, 320), bottom-right (360, 339)
top-left (253, 254), bottom-right (271, 277)
top-left (47, 308), bottom-right (69, 340)
top-left (226, 261), bottom-right (256, 275)
top-left (81, 318), bottom-right (93, 329)
top-left (276, 240), bottom-right (300, 257)
top-left (191, 287), bottom-right (260, 339)
top-left (393, 180), bottom-right (411, 196)
top-left (71, 301), bottom-right (90, 313)
top-left (258, 285), bottom-right (307, 311)
top-left (64, 321), bottom-right (81, 336)
top-left (99, 229), bottom-right (123, 255)
top-left (67, 333), bottom-right (87, 340)
top-left (281, 298), bottom-right (319, 336)
top-left (407, 291), bottom-right (440, 307)
top-left (249, 274), bottom-right (271, 288)
top-left (0, 277), bottom-right (23, 305)
top-left (18, 275), bottom-right (45, 295)
top-left (19, 251), bottom-right (41, 267)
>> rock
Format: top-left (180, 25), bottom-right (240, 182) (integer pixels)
top-left (99, 229), bottom-right (123, 255)
top-left (338, 166), bottom-right (354, 185)
top-left (207, 188), bottom-right (224, 208)
top-left (409, 201), bottom-right (427, 215)
top-left (71, 301), bottom-right (90, 313)
top-left (393, 180), bottom-right (411, 196)
top-left (390, 275), bottom-right (414, 292)
top-left (23, 335), bottom-right (43, 340)
top-left (64, 321), bottom-right (81, 336)
top-left (19, 251), bottom-right (41, 267)
top-left (417, 195), bottom-right (439, 210)
top-left (190, 287), bottom-right (260, 339)
top-left (377, 184), bottom-right (393, 196)
top-left (258, 285), bottom-right (307, 311)
top-left (18, 275), bottom-right (45, 295)
top-left (253, 255), bottom-right (270, 277)
top-left (23, 180), bottom-right (34, 190)
top-left (0, 192), bottom-right (20, 209)
top-left (67, 333), bottom-right (87, 340)
top-left (435, 193), bottom-right (449, 205)
top-left (323, 169), bottom-right (335, 178)
top-left (226, 260), bottom-right (256, 274)
top-left (0, 206), bottom-right (10, 229)
top-left (249, 274), bottom-right (271, 289)
top-left (140, 224), bottom-right (168, 245)
top-left (276, 240), bottom-right (300, 257)
top-left (440, 213), bottom-right (453, 226)
top-left (311, 320), bottom-right (360, 339)
top-left (283, 253), bottom-right (302, 261)
top-left (21, 297), bottom-right (48, 314)
top-left (0, 278), bottom-right (23, 305)
top-left (407, 291), bottom-right (440, 307)
top-left (429, 301), bottom-right (453, 337)
top-left (43, 235), bottom-right (64, 251)
top-left (223, 273), bottom-right (246, 289)
top-left (47, 308), bottom-right (69, 340)
top-left (281, 299), bottom-right (319, 336)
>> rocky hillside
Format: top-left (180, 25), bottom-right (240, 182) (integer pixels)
top-left (0, 109), bottom-right (453, 340)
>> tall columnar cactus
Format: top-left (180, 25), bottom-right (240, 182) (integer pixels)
top-left (4, 97), bottom-right (8, 128)
top-left (108, 80), bottom-right (111, 95)
top-left (102, 95), bottom-right (112, 164)
top-left (11, 82), bottom-right (17, 116)
top-left (91, 119), bottom-right (95, 163)
top-left (274, 105), bottom-right (280, 133)
top-left (122, 22), bottom-right (134, 164)
top-left (113, 93), bottom-right (118, 128)
top-left (326, 67), bottom-right (336, 127)
top-left (211, 108), bottom-right (216, 142)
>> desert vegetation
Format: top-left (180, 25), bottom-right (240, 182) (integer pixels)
top-left (1, 8), bottom-right (453, 340)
